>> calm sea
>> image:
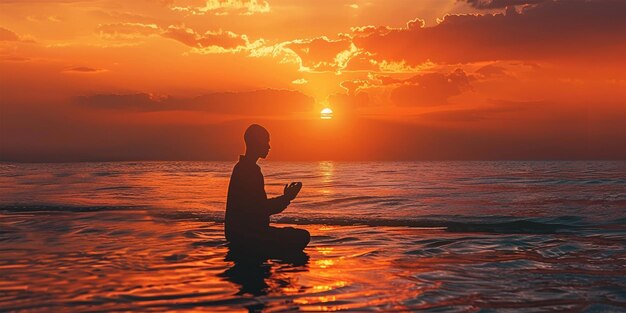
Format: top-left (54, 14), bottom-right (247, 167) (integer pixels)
top-left (1, 161), bottom-right (625, 312)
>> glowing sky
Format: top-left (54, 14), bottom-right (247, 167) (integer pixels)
top-left (1, 0), bottom-right (625, 161)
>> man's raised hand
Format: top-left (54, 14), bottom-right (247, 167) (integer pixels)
top-left (284, 182), bottom-right (303, 201)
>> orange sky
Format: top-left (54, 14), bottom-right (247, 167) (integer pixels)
top-left (1, 0), bottom-right (625, 161)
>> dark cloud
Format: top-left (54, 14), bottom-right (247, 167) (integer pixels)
top-left (75, 89), bottom-right (314, 115)
top-left (62, 66), bottom-right (106, 73)
top-left (390, 69), bottom-right (472, 106)
top-left (461, 0), bottom-right (547, 9)
top-left (475, 64), bottom-right (508, 78)
top-left (352, 0), bottom-right (626, 64)
top-left (336, 69), bottom-right (472, 107)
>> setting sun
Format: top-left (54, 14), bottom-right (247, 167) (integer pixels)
top-left (320, 108), bottom-right (333, 120)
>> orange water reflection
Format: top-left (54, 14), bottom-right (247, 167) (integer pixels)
top-left (3, 208), bottom-right (626, 312)
top-left (3, 161), bottom-right (625, 311)
top-left (0, 210), bottom-right (445, 312)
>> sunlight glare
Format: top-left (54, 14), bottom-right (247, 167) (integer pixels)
top-left (320, 108), bottom-right (333, 120)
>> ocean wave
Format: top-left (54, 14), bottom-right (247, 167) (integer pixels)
top-left (153, 211), bottom-right (597, 234)
top-left (0, 205), bottom-right (144, 212)
top-left (275, 216), bottom-right (587, 234)
top-left (3, 205), bottom-right (622, 234)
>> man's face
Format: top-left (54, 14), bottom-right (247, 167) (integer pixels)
top-left (259, 136), bottom-right (270, 158)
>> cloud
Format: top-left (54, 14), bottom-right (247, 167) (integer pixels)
top-left (387, 69), bottom-right (473, 106)
top-left (291, 78), bottom-right (308, 85)
top-left (0, 26), bottom-right (20, 41)
top-left (75, 89), bottom-right (314, 115)
top-left (87, 0), bottom-right (624, 75)
top-left (475, 64), bottom-right (508, 78)
top-left (96, 22), bottom-right (159, 39)
top-left (248, 41), bottom-right (302, 66)
top-left (62, 66), bottom-right (107, 73)
top-left (343, 51), bottom-right (379, 71)
top-left (331, 68), bottom-right (474, 108)
top-left (344, 46), bottom-right (437, 73)
top-left (162, 24), bottom-right (250, 51)
top-left (340, 79), bottom-right (372, 95)
top-left (346, 69), bottom-right (473, 106)
top-left (169, 0), bottom-right (270, 16)
top-left (0, 26), bottom-right (36, 43)
top-left (96, 22), bottom-right (262, 53)
top-left (91, 9), bottom-right (158, 24)
top-left (352, 0), bottom-right (626, 64)
top-left (377, 60), bottom-right (435, 73)
top-left (250, 36), bottom-right (358, 73)
top-left (461, 0), bottom-right (547, 9)
top-left (26, 15), bottom-right (62, 22)
top-left (283, 36), bottom-right (359, 72)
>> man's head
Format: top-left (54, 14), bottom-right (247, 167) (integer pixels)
top-left (244, 124), bottom-right (270, 158)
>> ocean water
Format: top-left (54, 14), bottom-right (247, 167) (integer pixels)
top-left (0, 161), bottom-right (625, 312)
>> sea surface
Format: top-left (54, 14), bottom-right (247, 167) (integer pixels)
top-left (0, 161), bottom-right (625, 312)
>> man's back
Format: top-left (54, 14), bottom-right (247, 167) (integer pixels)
top-left (225, 155), bottom-right (270, 241)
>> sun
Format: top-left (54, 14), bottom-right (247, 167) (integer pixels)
top-left (320, 107), bottom-right (333, 120)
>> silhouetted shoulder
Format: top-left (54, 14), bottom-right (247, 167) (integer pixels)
top-left (232, 156), bottom-right (260, 176)
top-left (233, 160), bottom-right (259, 172)
top-left (228, 157), bottom-right (263, 194)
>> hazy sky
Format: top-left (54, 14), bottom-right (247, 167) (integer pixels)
top-left (1, 0), bottom-right (624, 161)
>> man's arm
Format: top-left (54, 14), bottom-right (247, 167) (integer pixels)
top-left (265, 195), bottom-right (291, 215)
top-left (263, 182), bottom-right (302, 215)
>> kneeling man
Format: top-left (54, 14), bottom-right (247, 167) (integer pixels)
top-left (225, 124), bottom-right (310, 251)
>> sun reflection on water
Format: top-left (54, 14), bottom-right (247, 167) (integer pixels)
top-left (314, 259), bottom-right (336, 269)
top-left (318, 161), bottom-right (335, 195)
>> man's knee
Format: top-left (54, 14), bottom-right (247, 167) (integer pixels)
top-left (279, 227), bottom-right (309, 246)
top-left (265, 227), bottom-right (310, 249)
top-left (293, 228), bottom-right (310, 246)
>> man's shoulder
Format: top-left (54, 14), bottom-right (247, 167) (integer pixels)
top-left (232, 160), bottom-right (261, 174)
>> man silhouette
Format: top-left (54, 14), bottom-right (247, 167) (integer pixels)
top-left (225, 124), bottom-right (310, 251)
